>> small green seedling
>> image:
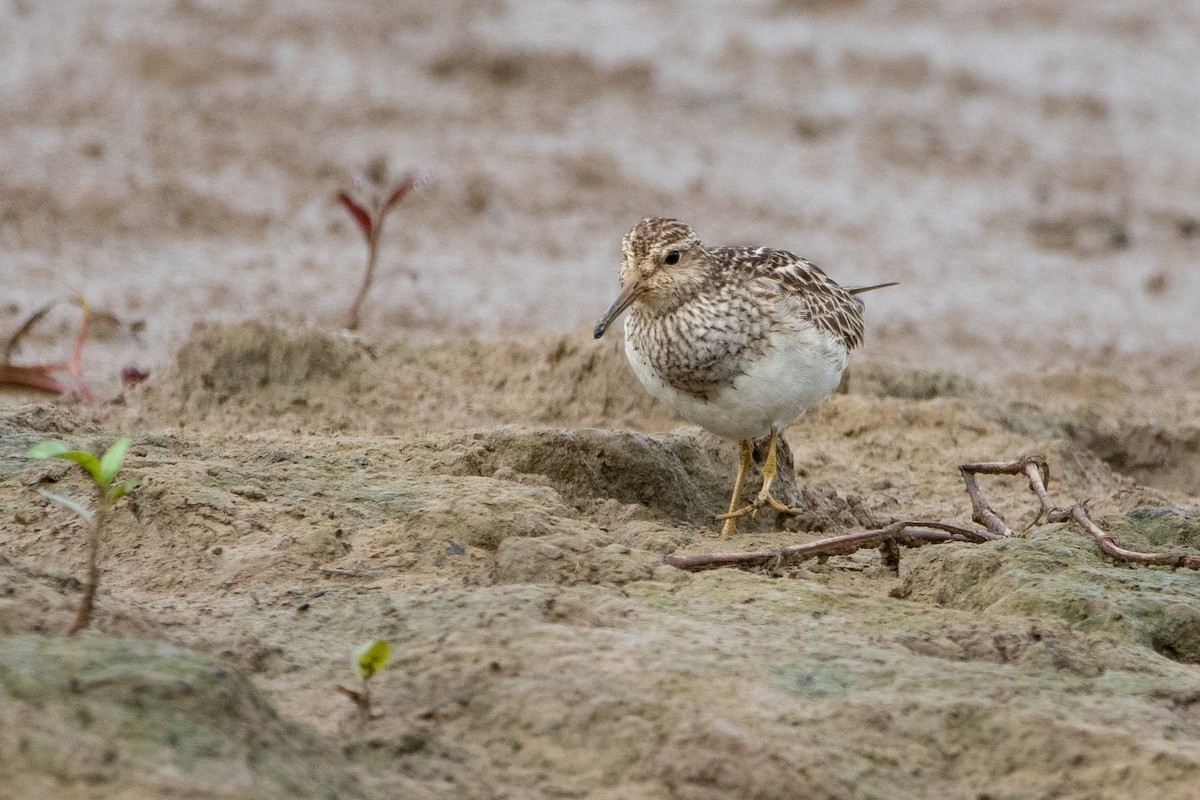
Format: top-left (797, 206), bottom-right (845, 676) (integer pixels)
top-left (336, 639), bottom-right (390, 718)
top-left (26, 437), bottom-right (137, 635)
top-left (337, 164), bottom-right (425, 330)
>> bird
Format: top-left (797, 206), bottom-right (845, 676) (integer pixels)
top-left (593, 217), bottom-right (894, 535)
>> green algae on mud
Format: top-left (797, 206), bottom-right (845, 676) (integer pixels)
top-left (898, 524), bottom-right (1200, 663)
top-left (0, 635), bottom-right (363, 800)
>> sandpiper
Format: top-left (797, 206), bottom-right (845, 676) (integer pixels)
top-left (594, 217), bottom-right (894, 535)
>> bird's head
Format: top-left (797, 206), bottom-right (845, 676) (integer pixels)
top-left (594, 217), bottom-right (705, 338)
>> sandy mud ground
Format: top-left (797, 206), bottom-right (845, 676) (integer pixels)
top-left (3, 1), bottom-right (1200, 799)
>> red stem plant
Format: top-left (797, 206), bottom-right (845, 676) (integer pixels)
top-left (337, 168), bottom-right (425, 330)
top-left (1, 295), bottom-right (95, 400)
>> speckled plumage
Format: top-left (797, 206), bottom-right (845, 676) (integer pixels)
top-left (606, 217), bottom-right (871, 433)
top-left (594, 217), bottom-right (892, 534)
top-left (625, 243), bottom-right (865, 401)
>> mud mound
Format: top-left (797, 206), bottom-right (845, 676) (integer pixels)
top-left (0, 556), bottom-right (81, 636)
top-left (1119, 506), bottom-right (1200, 550)
top-left (0, 635), bottom-right (363, 800)
top-left (847, 362), bottom-right (977, 401)
top-left (4, 331), bottom-right (1200, 800)
top-left (169, 321), bottom-right (371, 407)
top-left (119, 323), bottom-right (1200, 509)
top-left (132, 322), bottom-right (675, 435)
top-left (328, 573), bottom-right (1200, 800)
top-left (897, 520), bottom-right (1200, 663)
top-left (494, 533), bottom-right (671, 586)
top-left (1068, 422), bottom-right (1200, 498)
top-left (866, 366), bottom-right (1200, 499)
top-left (429, 427), bottom-right (730, 524)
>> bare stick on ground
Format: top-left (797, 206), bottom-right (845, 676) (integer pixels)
top-left (665, 456), bottom-right (1200, 573)
top-left (663, 521), bottom-right (991, 572)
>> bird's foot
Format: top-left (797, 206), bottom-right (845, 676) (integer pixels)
top-left (715, 487), bottom-right (802, 534)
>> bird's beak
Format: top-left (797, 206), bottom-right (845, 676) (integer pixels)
top-left (593, 280), bottom-right (641, 339)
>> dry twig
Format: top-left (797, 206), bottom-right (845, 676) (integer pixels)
top-left (318, 566), bottom-right (381, 578)
top-left (664, 521), bottom-right (991, 572)
top-left (664, 456), bottom-right (1200, 573)
top-left (962, 456), bottom-right (1200, 570)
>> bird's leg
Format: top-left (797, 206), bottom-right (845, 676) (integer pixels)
top-left (715, 430), bottom-right (805, 527)
top-left (718, 440), bottom-right (753, 535)
top-left (756, 431), bottom-right (794, 513)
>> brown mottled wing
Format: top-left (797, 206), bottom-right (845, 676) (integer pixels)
top-left (739, 249), bottom-right (865, 350)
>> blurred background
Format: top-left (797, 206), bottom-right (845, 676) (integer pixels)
top-left (3, 0), bottom-right (1198, 395)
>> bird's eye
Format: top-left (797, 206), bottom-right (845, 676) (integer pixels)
top-left (664, 250), bottom-right (681, 265)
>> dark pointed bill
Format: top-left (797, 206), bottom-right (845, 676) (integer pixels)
top-left (593, 281), bottom-right (641, 339)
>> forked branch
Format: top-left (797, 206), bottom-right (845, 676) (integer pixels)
top-left (664, 456), bottom-right (1200, 573)
top-left (961, 456), bottom-right (1200, 570)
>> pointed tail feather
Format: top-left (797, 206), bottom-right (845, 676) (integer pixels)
top-left (847, 282), bottom-right (898, 295)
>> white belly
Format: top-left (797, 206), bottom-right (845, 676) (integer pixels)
top-left (625, 322), bottom-right (847, 441)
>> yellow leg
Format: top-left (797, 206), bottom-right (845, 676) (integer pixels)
top-left (715, 430), bottom-right (804, 529)
top-left (755, 432), bottom-right (797, 514)
top-left (718, 440), bottom-right (753, 535)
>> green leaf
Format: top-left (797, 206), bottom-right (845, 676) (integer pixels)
top-left (53, 450), bottom-right (104, 485)
top-left (26, 440), bottom-right (70, 459)
top-left (99, 437), bottom-right (131, 486)
top-left (109, 479), bottom-right (138, 504)
top-left (27, 440), bottom-right (102, 483)
top-left (36, 489), bottom-right (94, 521)
top-left (353, 640), bottom-right (390, 680)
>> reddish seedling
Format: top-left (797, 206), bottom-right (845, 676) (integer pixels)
top-left (1, 295), bottom-right (97, 400)
top-left (337, 167), bottom-right (426, 330)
